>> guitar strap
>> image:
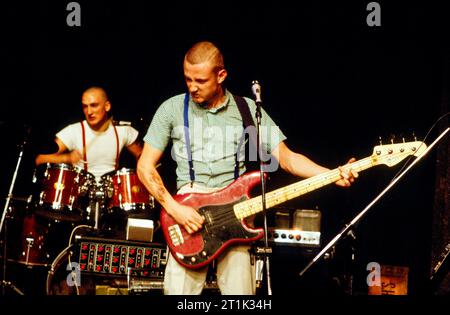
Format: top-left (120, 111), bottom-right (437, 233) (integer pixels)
top-left (183, 93), bottom-right (258, 186)
top-left (233, 95), bottom-right (258, 178)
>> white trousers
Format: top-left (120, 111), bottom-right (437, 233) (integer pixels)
top-left (163, 183), bottom-right (256, 295)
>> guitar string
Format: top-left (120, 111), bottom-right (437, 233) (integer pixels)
top-left (208, 156), bottom-right (379, 227)
top-left (236, 156), bottom-right (375, 217)
top-left (240, 147), bottom-right (415, 216)
top-left (195, 148), bottom-right (416, 230)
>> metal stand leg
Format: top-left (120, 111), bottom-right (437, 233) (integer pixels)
top-left (1, 209), bottom-right (25, 295)
top-left (252, 245), bottom-right (272, 294)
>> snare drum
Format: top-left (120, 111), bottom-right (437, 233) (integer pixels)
top-left (101, 168), bottom-right (154, 213)
top-left (34, 163), bottom-right (95, 222)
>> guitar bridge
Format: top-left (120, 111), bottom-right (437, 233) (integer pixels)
top-left (168, 224), bottom-right (184, 246)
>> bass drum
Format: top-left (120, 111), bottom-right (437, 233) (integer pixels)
top-left (3, 197), bottom-right (31, 263)
top-left (9, 211), bottom-right (80, 267)
top-left (46, 245), bottom-right (96, 295)
top-left (13, 214), bottom-right (50, 266)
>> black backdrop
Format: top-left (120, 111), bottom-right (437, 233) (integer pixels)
top-left (0, 0), bottom-right (448, 295)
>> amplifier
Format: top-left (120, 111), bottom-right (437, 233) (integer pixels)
top-left (267, 228), bottom-right (321, 247)
top-left (267, 209), bottom-right (321, 247)
top-left (74, 235), bottom-right (167, 279)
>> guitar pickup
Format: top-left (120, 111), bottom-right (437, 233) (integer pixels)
top-left (168, 224), bottom-right (184, 246)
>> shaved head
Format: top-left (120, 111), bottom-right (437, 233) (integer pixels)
top-left (184, 41), bottom-right (224, 73)
top-left (82, 86), bottom-right (109, 102)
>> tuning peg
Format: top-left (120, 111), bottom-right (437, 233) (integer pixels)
top-left (412, 131), bottom-right (417, 141)
top-left (378, 136), bottom-right (383, 146)
top-left (390, 135), bottom-right (395, 144)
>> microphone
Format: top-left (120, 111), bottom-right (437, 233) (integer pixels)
top-left (252, 80), bottom-right (262, 104)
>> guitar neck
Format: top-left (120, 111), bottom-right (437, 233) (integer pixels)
top-left (234, 156), bottom-right (378, 219)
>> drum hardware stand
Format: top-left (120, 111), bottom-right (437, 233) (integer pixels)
top-left (94, 198), bottom-right (101, 230)
top-left (0, 126), bottom-right (31, 295)
top-left (299, 128), bottom-right (450, 285)
top-left (252, 80), bottom-right (273, 295)
top-left (86, 187), bottom-right (105, 230)
top-left (23, 237), bottom-right (35, 266)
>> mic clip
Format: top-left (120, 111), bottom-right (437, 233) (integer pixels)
top-left (113, 120), bottom-right (132, 126)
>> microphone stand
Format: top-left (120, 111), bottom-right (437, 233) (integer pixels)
top-left (299, 127), bottom-right (450, 280)
top-left (0, 125), bottom-right (31, 295)
top-left (252, 81), bottom-right (273, 295)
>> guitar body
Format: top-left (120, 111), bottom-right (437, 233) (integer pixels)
top-left (160, 171), bottom-right (264, 269)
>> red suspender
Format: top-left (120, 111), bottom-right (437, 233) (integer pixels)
top-left (80, 121), bottom-right (88, 172)
top-left (112, 124), bottom-right (120, 170)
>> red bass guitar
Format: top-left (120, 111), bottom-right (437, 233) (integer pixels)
top-left (161, 141), bottom-right (426, 269)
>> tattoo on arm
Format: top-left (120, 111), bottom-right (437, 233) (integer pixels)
top-left (148, 169), bottom-right (168, 202)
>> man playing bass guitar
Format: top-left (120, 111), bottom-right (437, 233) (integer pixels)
top-left (137, 41), bottom-right (357, 295)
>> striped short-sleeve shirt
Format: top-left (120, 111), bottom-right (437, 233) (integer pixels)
top-left (144, 90), bottom-right (286, 189)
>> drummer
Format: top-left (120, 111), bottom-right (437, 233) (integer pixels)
top-left (35, 86), bottom-right (142, 179)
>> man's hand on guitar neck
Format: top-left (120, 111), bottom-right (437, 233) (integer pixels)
top-left (167, 200), bottom-right (205, 234)
top-left (335, 157), bottom-right (359, 187)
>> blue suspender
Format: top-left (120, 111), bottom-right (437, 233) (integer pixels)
top-left (183, 93), bottom-right (243, 185)
top-left (183, 93), bottom-right (195, 186)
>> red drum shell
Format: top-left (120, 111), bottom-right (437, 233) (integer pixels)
top-left (103, 168), bottom-right (154, 212)
top-left (36, 163), bottom-right (94, 222)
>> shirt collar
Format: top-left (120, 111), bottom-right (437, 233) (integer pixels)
top-left (193, 89), bottom-right (231, 113)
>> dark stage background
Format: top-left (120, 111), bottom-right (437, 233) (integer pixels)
top-left (0, 0), bottom-right (448, 296)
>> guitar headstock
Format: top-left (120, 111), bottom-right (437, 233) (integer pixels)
top-left (372, 141), bottom-right (427, 167)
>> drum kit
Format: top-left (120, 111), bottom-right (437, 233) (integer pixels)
top-left (1, 163), bottom-right (156, 294)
